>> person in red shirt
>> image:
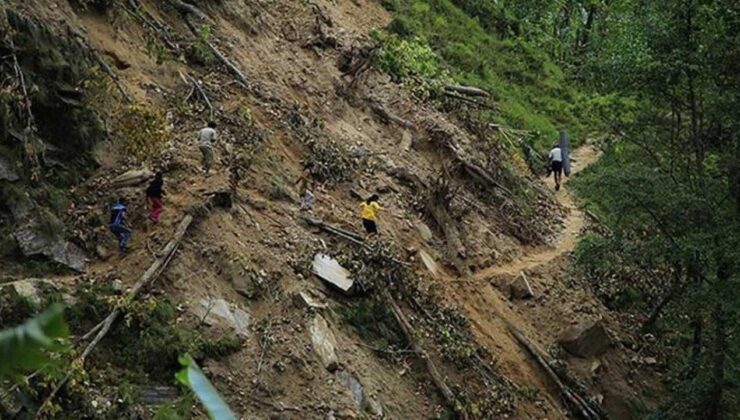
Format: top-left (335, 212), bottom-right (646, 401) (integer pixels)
top-left (145, 171), bottom-right (165, 226)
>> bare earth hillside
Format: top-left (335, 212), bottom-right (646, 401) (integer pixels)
top-left (0, 1), bottom-right (665, 419)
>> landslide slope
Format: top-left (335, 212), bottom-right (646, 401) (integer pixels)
top-left (0, 1), bottom-right (663, 419)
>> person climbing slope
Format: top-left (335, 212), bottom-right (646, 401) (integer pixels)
top-left (198, 121), bottom-right (218, 176)
top-left (360, 194), bottom-right (383, 237)
top-left (109, 197), bottom-right (132, 255)
top-left (145, 171), bottom-right (165, 227)
top-left (548, 143), bottom-right (563, 191)
top-left (296, 169), bottom-right (315, 211)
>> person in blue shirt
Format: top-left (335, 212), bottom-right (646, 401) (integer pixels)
top-left (109, 198), bottom-right (132, 255)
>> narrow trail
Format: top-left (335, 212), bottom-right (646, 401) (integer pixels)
top-left (474, 145), bottom-right (599, 280)
top-left (437, 145), bottom-right (602, 418)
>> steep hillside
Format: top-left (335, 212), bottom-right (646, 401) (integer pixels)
top-left (1, 1), bottom-right (665, 419)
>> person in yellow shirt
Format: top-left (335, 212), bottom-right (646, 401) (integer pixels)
top-left (360, 194), bottom-right (383, 236)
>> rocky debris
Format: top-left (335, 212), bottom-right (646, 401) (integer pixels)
top-left (334, 369), bottom-right (385, 417)
top-left (558, 320), bottom-right (611, 358)
top-left (110, 169), bottom-right (153, 187)
top-left (137, 386), bottom-right (178, 406)
top-left (418, 249), bottom-right (439, 278)
top-left (95, 245), bottom-right (110, 260)
top-left (313, 254), bottom-right (353, 293)
top-left (13, 226), bottom-right (87, 272)
top-left (509, 272), bottom-right (534, 300)
top-left (4, 279), bottom-right (43, 305)
top-left (414, 221), bottom-right (433, 242)
top-left (309, 314), bottom-right (339, 372)
top-left (0, 156), bottom-right (19, 181)
top-left (194, 298), bottom-right (251, 337)
top-left (292, 290), bottom-right (328, 310)
top-left (336, 370), bottom-right (364, 406)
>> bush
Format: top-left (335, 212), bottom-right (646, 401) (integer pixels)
top-left (371, 32), bottom-right (446, 81)
top-left (302, 138), bottom-right (355, 184)
top-left (113, 104), bottom-right (172, 161)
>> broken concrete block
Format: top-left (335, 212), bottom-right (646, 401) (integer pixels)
top-left (558, 320), bottom-right (611, 358)
top-left (11, 280), bottom-right (42, 306)
top-left (509, 272), bottom-right (534, 300)
top-left (292, 290), bottom-right (328, 310)
top-left (310, 314), bottom-right (339, 372)
top-left (336, 370), bottom-right (364, 406)
top-left (418, 249), bottom-right (438, 278)
top-left (414, 221), bottom-right (433, 242)
top-left (313, 254), bottom-right (353, 293)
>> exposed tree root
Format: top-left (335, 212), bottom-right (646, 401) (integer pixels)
top-left (368, 98), bottom-right (414, 129)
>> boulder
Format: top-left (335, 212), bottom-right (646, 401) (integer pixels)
top-left (313, 254), bottom-right (353, 293)
top-left (110, 169), bottom-right (153, 187)
top-left (13, 226), bottom-right (87, 272)
top-left (558, 320), bottom-right (611, 358)
top-left (310, 314), bottom-right (339, 371)
top-left (336, 370), bottom-right (364, 406)
top-left (509, 272), bottom-right (534, 300)
top-left (414, 221), bottom-right (433, 242)
top-left (194, 298), bottom-right (251, 337)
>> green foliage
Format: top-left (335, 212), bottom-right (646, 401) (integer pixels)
top-left (372, 32), bottom-right (446, 81)
top-left (376, 0), bottom-right (594, 151)
top-left (0, 304), bottom-right (69, 379)
top-left (301, 137), bottom-right (355, 184)
top-left (176, 354), bottom-right (236, 420)
top-left (189, 26), bottom-right (217, 66)
top-left (339, 298), bottom-right (407, 353)
top-left (114, 104), bottom-right (172, 161)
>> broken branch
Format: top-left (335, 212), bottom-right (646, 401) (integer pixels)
top-left (443, 84), bottom-right (490, 97)
top-left (368, 99), bottom-right (414, 129)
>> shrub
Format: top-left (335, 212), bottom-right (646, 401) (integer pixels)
top-left (113, 104), bottom-right (172, 161)
top-left (371, 32), bottom-right (446, 81)
top-left (302, 138), bottom-right (355, 183)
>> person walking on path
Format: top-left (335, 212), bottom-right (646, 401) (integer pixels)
top-left (548, 143), bottom-right (564, 191)
top-left (360, 194), bottom-right (383, 237)
top-left (198, 121), bottom-right (218, 176)
top-left (296, 169), bottom-right (315, 211)
top-left (145, 171), bottom-right (165, 226)
top-left (109, 198), bottom-right (132, 255)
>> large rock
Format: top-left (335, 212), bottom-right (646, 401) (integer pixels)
top-left (418, 249), bottom-right (439, 278)
top-left (414, 221), bottom-right (433, 242)
top-left (194, 298), bottom-right (250, 337)
top-left (0, 156), bottom-right (19, 181)
top-left (11, 280), bottom-right (42, 305)
top-left (313, 254), bottom-right (353, 293)
top-left (110, 169), bottom-right (153, 187)
top-left (292, 290), bottom-right (328, 310)
top-left (13, 226), bottom-right (87, 272)
top-left (558, 320), bottom-right (611, 358)
top-left (509, 272), bottom-right (534, 300)
top-left (310, 314), bottom-right (339, 371)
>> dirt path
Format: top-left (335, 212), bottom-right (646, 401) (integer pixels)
top-left (474, 145), bottom-right (599, 279)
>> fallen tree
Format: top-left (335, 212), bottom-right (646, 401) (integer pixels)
top-left (443, 84), bottom-right (490, 97)
top-left (505, 321), bottom-right (602, 420)
top-left (384, 290), bottom-right (469, 420)
top-left (368, 99), bottom-right (414, 129)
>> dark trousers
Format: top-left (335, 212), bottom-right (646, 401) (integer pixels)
top-left (109, 224), bottom-right (132, 253)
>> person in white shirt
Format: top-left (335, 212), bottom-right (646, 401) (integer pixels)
top-left (198, 121), bottom-right (218, 176)
top-left (548, 144), bottom-right (563, 191)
